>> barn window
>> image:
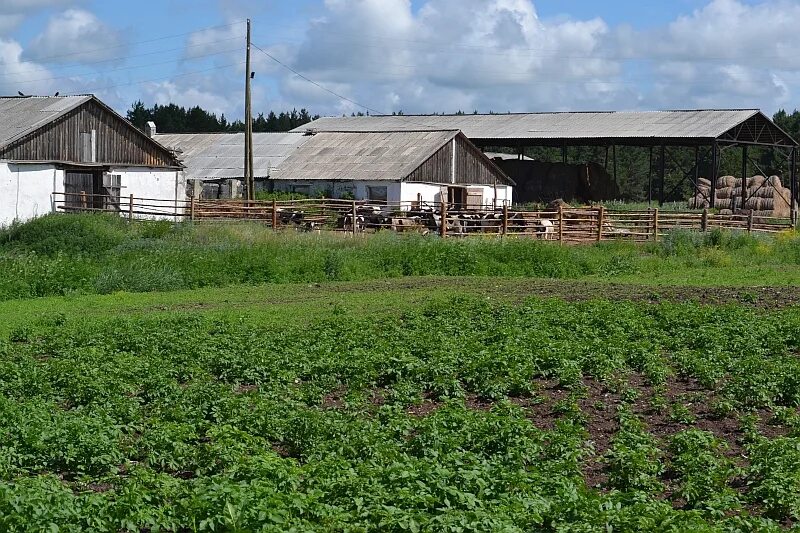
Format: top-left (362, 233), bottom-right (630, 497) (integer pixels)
top-left (79, 130), bottom-right (97, 163)
top-left (367, 186), bottom-right (388, 202)
top-left (291, 185), bottom-right (310, 197)
top-left (102, 174), bottom-right (122, 211)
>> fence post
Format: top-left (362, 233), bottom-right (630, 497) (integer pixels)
top-left (597, 206), bottom-right (604, 242)
top-left (189, 196), bottom-right (195, 222)
top-left (352, 200), bottom-right (357, 236)
top-left (747, 210), bottom-right (754, 233)
top-left (440, 201), bottom-right (448, 238)
top-left (272, 199), bottom-right (278, 230)
top-left (701, 208), bottom-right (708, 232)
top-left (558, 205), bottom-right (564, 245)
top-left (502, 204), bottom-right (509, 236)
top-left (653, 208), bottom-right (660, 242)
top-left (129, 194), bottom-right (134, 222)
top-left (80, 190), bottom-right (88, 211)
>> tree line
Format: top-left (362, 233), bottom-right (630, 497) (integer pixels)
top-left (126, 101), bottom-right (319, 133)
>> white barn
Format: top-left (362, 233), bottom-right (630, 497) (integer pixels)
top-left (0, 95), bottom-right (184, 226)
top-left (271, 130), bottom-right (514, 209)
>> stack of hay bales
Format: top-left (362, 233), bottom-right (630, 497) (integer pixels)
top-left (689, 175), bottom-right (792, 218)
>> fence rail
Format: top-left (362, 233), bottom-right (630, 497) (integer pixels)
top-left (51, 192), bottom-right (795, 243)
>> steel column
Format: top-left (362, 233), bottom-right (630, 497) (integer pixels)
top-left (659, 144), bottom-right (666, 206)
top-left (710, 142), bottom-right (718, 209)
top-left (648, 146), bottom-right (654, 206)
top-left (792, 147), bottom-right (797, 225)
top-left (741, 145), bottom-right (748, 210)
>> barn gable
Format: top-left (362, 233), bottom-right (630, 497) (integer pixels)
top-left (0, 96), bottom-right (179, 168)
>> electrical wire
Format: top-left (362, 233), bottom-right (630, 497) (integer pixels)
top-left (28, 20), bottom-right (246, 65)
top-left (251, 43), bottom-right (437, 128)
top-left (4, 48), bottom-right (243, 88)
top-left (64, 62), bottom-right (245, 94)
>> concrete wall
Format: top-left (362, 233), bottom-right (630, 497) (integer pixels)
top-left (399, 182), bottom-right (513, 209)
top-left (271, 179), bottom-right (513, 210)
top-left (271, 180), bottom-right (402, 202)
top-left (0, 162), bottom-right (63, 227)
top-left (0, 162), bottom-right (184, 227)
top-left (112, 167), bottom-right (184, 220)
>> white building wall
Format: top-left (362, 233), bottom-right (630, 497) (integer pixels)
top-left (0, 162), bottom-right (63, 227)
top-left (0, 162), bottom-right (184, 227)
top-left (400, 182), bottom-right (513, 209)
top-left (112, 167), bottom-right (185, 220)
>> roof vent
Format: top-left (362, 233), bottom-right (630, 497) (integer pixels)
top-left (304, 128), bottom-right (318, 136)
top-left (145, 121), bottom-right (157, 138)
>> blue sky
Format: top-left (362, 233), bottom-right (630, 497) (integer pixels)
top-left (0, 0), bottom-right (798, 119)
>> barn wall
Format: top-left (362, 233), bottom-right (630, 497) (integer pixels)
top-left (0, 162), bottom-right (62, 227)
top-left (454, 135), bottom-right (510, 186)
top-left (406, 140), bottom-right (454, 184)
top-left (0, 101), bottom-right (176, 168)
top-left (112, 167), bottom-right (185, 220)
top-left (271, 180), bottom-right (402, 202)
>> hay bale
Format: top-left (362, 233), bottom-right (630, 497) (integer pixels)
top-left (767, 175), bottom-right (783, 188)
top-left (719, 209), bottom-right (733, 215)
top-left (698, 177), bottom-right (712, 188)
top-left (747, 175), bottom-right (765, 188)
top-left (718, 176), bottom-right (737, 188)
top-left (716, 187), bottom-right (734, 200)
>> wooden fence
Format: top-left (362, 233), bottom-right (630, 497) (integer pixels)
top-left (52, 192), bottom-right (795, 243)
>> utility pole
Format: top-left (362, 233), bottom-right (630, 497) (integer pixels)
top-left (244, 19), bottom-right (254, 201)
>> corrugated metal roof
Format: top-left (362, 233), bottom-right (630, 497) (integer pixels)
top-left (0, 95), bottom-right (92, 149)
top-left (153, 132), bottom-right (309, 180)
top-left (295, 110), bottom-right (762, 140)
top-left (273, 130), bottom-right (459, 182)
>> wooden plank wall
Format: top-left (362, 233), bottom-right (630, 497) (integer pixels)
top-left (0, 101), bottom-right (176, 167)
top-left (455, 135), bottom-right (508, 186)
top-left (406, 139), bottom-right (453, 183)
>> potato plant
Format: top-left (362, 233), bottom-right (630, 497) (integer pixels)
top-left (0, 297), bottom-right (799, 530)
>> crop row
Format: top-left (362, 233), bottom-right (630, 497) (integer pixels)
top-left (1, 298), bottom-right (800, 531)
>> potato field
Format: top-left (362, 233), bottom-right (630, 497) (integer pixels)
top-left (3, 296), bottom-right (800, 531)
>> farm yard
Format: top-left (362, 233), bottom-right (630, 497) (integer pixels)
top-left (0, 214), bottom-right (800, 530)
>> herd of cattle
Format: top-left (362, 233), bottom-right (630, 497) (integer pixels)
top-left (276, 205), bottom-right (557, 238)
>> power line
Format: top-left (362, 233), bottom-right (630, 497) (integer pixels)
top-left (2, 37), bottom-right (244, 78)
top-left (29, 20), bottom-right (246, 66)
top-left (251, 43), bottom-right (435, 128)
top-left (5, 48), bottom-right (243, 88)
top-left (64, 62), bottom-right (245, 94)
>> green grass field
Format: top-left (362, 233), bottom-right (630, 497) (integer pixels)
top-left (2, 214), bottom-right (800, 531)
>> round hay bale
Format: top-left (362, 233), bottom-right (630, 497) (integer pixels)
top-left (698, 177), bottom-right (712, 188)
top-left (767, 175), bottom-right (783, 188)
top-left (747, 175), bottom-right (766, 188)
top-left (715, 187), bottom-right (733, 199)
top-left (718, 176), bottom-right (737, 188)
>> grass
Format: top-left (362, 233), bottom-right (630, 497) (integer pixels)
top-left (1, 213), bottom-right (800, 302)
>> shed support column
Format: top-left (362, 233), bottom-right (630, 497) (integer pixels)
top-left (613, 145), bottom-right (618, 186)
top-left (451, 138), bottom-right (456, 184)
top-left (647, 146), bottom-right (654, 206)
top-left (659, 144), bottom-right (666, 206)
top-left (741, 145), bottom-right (748, 211)
top-left (710, 143), bottom-right (719, 210)
top-left (693, 146), bottom-right (699, 201)
top-left (561, 144), bottom-right (567, 164)
top-left (791, 147), bottom-right (797, 225)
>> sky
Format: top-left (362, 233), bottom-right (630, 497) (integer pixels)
top-left (1, 0), bottom-right (799, 120)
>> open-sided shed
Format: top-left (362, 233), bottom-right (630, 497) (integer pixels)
top-left (297, 110), bottom-right (799, 221)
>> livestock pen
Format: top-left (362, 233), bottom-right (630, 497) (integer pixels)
top-left (50, 192), bottom-right (795, 243)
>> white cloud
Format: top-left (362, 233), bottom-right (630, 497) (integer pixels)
top-left (0, 38), bottom-right (54, 96)
top-left (25, 9), bottom-right (125, 64)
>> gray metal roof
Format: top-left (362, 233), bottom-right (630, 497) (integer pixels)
top-left (273, 130), bottom-right (460, 182)
top-left (295, 109), bottom-right (768, 142)
top-left (0, 95), bottom-right (92, 150)
top-left (154, 132), bottom-right (309, 180)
